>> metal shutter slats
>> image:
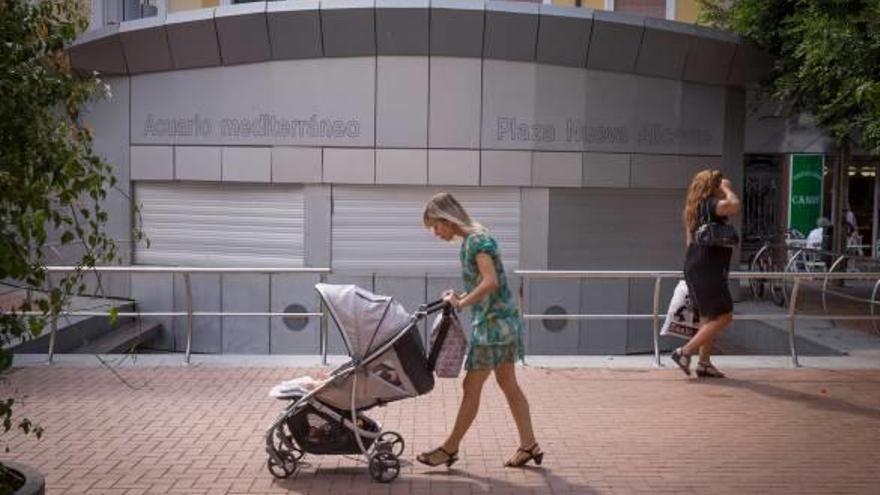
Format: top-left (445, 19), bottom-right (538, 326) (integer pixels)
top-left (135, 182), bottom-right (305, 267)
top-left (332, 186), bottom-right (520, 274)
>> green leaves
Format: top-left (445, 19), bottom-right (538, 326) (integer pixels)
top-left (701, 0), bottom-right (880, 153)
top-left (0, 0), bottom-right (145, 459)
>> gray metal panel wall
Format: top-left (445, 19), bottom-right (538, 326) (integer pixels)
top-left (70, 26), bottom-right (128, 75)
top-left (635, 19), bottom-right (693, 79)
top-left (321, 1), bottom-right (376, 57)
top-left (131, 273), bottom-right (174, 350)
top-left (173, 273), bottom-right (221, 353)
top-left (376, 1), bottom-right (429, 55)
top-left (536, 6), bottom-right (592, 68)
top-left (222, 274), bottom-right (270, 353)
top-left (267, 1), bottom-right (323, 60)
top-left (528, 279), bottom-right (580, 354)
top-left (586, 11), bottom-right (643, 73)
top-left (215, 3), bottom-right (271, 66)
top-left (430, 2), bottom-right (484, 57)
top-left (548, 188), bottom-right (684, 354)
top-left (484, 2), bottom-right (540, 63)
top-left (166, 10), bottom-right (221, 69)
top-left (119, 16), bottom-right (173, 74)
top-left (579, 279), bottom-right (627, 354)
top-left (270, 274), bottom-right (322, 354)
top-left (82, 77), bottom-right (132, 298)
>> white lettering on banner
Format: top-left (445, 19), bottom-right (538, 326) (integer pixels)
top-left (791, 195), bottom-right (821, 206)
top-left (792, 171), bottom-right (823, 182)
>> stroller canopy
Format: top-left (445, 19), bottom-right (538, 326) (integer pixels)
top-left (316, 284), bottom-right (413, 361)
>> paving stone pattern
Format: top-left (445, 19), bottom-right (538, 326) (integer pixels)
top-left (2, 366), bottom-right (879, 494)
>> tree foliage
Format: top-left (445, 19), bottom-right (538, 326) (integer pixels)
top-left (1, 0), bottom-right (134, 451)
top-left (700, 0), bottom-right (880, 152)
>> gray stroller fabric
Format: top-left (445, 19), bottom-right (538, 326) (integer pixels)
top-left (316, 283), bottom-right (413, 362)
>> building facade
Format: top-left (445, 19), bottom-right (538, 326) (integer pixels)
top-left (72, 0), bottom-right (764, 355)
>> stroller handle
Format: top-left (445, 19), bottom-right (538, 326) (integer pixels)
top-left (419, 299), bottom-right (451, 316)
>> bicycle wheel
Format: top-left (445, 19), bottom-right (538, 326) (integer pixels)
top-left (768, 256), bottom-right (787, 307)
top-left (749, 249), bottom-right (769, 300)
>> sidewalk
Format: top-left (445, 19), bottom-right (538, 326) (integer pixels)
top-left (2, 357), bottom-right (880, 494)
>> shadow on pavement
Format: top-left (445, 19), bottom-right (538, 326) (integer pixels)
top-left (703, 378), bottom-right (880, 420)
top-left (275, 461), bottom-right (599, 494)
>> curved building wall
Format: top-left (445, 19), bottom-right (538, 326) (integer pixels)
top-left (75, 1), bottom-right (755, 355)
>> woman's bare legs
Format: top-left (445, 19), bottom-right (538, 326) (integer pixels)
top-left (440, 369), bottom-right (492, 453)
top-left (682, 312), bottom-right (732, 355)
top-left (699, 341), bottom-right (713, 363)
top-left (494, 363), bottom-right (540, 465)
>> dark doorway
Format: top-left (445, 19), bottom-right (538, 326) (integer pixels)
top-left (742, 154), bottom-right (783, 260)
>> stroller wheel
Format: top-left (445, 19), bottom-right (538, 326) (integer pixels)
top-left (376, 431), bottom-right (405, 457)
top-left (267, 451), bottom-right (297, 479)
top-left (273, 422), bottom-right (304, 460)
top-left (368, 452), bottom-right (400, 483)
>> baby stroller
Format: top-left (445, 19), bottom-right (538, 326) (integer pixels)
top-left (264, 283), bottom-right (457, 483)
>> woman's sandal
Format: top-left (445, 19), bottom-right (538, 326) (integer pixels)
top-left (504, 443), bottom-right (544, 468)
top-left (696, 361), bottom-right (726, 378)
top-left (416, 446), bottom-right (459, 467)
top-left (670, 347), bottom-right (692, 376)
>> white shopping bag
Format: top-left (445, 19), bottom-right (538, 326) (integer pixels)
top-left (660, 280), bottom-right (699, 340)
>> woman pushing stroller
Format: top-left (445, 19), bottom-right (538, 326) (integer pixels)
top-left (417, 192), bottom-right (544, 469)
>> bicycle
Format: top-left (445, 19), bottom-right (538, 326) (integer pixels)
top-left (749, 243), bottom-right (786, 306)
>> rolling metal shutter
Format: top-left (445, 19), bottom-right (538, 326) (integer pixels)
top-left (135, 182), bottom-right (305, 267)
top-left (332, 186), bottom-right (520, 274)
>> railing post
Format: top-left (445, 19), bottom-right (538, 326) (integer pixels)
top-left (184, 272), bottom-right (193, 365)
top-left (871, 278), bottom-right (880, 335)
top-left (651, 276), bottom-right (662, 367)
top-left (822, 255), bottom-right (848, 319)
top-left (787, 277), bottom-right (802, 368)
top-left (47, 277), bottom-right (57, 364)
top-left (320, 272), bottom-right (328, 366)
top-left (519, 275), bottom-right (527, 366)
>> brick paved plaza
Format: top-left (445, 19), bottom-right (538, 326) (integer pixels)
top-left (2, 362), bottom-right (879, 494)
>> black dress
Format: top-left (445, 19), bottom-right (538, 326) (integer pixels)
top-left (684, 197), bottom-right (733, 319)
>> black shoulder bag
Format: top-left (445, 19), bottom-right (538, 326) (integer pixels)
top-left (693, 199), bottom-right (739, 248)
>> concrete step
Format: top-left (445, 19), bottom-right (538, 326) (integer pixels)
top-left (72, 320), bottom-right (162, 354)
top-left (12, 299), bottom-right (136, 353)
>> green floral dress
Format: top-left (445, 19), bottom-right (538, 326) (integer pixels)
top-left (460, 232), bottom-right (525, 370)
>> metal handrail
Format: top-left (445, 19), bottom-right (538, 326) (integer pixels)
top-left (18, 266), bottom-right (880, 369)
top-left (818, 254), bottom-right (880, 332)
top-left (28, 266), bottom-right (332, 365)
top-left (516, 270), bottom-right (880, 368)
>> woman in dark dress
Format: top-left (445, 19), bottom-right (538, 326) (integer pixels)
top-left (671, 170), bottom-right (741, 378)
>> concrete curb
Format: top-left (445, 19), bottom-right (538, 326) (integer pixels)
top-left (12, 351), bottom-right (880, 369)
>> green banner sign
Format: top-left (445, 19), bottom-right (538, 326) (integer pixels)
top-left (789, 154), bottom-right (824, 235)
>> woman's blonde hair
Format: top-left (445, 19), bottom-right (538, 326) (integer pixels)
top-left (683, 169), bottom-right (724, 233)
top-left (423, 192), bottom-right (485, 236)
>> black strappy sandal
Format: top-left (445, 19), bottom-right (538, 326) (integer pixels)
top-left (670, 347), bottom-right (692, 376)
top-left (504, 443), bottom-right (544, 468)
top-left (696, 361), bottom-right (725, 378)
top-left (416, 446), bottom-right (459, 467)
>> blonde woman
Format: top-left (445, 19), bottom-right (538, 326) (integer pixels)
top-left (416, 192), bottom-right (543, 468)
top-left (671, 170), bottom-right (741, 378)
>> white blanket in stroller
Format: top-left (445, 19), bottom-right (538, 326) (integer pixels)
top-left (269, 376), bottom-right (325, 399)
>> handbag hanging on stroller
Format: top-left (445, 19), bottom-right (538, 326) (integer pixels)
top-left (264, 284), bottom-right (460, 483)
